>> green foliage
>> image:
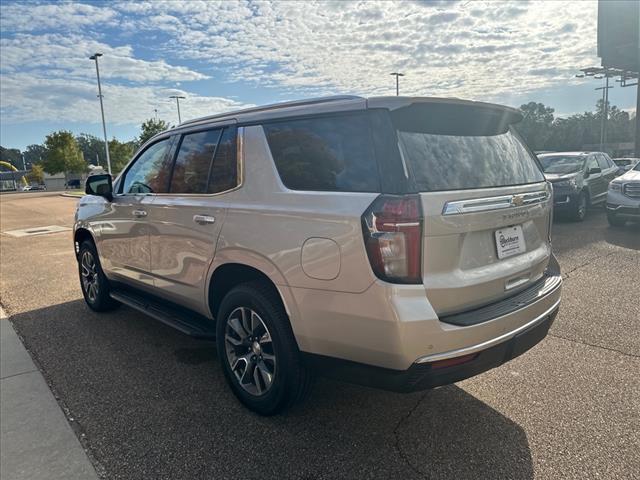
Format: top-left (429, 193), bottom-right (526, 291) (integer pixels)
top-left (76, 133), bottom-right (106, 168)
top-left (108, 138), bottom-right (135, 174)
top-left (23, 144), bottom-right (47, 166)
top-left (517, 101), bottom-right (635, 154)
top-left (138, 118), bottom-right (170, 147)
top-left (0, 146), bottom-right (22, 168)
top-left (26, 164), bottom-right (45, 184)
top-left (42, 130), bottom-right (86, 175)
top-left (514, 102), bottom-right (555, 151)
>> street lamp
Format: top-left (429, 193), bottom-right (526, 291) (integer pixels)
top-left (390, 72), bottom-right (405, 96)
top-left (169, 95), bottom-right (186, 124)
top-left (89, 53), bottom-right (112, 175)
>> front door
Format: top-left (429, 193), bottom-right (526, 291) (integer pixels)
top-left (99, 137), bottom-right (174, 288)
top-left (148, 125), bottom-right (239, 314)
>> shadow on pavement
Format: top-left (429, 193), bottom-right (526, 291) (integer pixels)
top-left (603, 222), bottom-right (640, 250)
top-left (11, 299), bottom-right (533, 480)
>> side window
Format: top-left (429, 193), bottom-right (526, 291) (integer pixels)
top-left (596, 154), bottom-right (609, 170)
top-left (170, 129), bottom-right (222, 194)
top-left (586, 155), bottom-right (599, 172)
top-left (262, 113), bottom-right (380, 192)
top-left (208, 126), bottom-right (238, 193)
top-left (121, 139), bottom-right (172, 194)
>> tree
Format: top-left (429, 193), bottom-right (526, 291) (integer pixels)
top-left (41, 131), bottom-right (86, 175)
top-left (0, 146), bottom-right (22, 168)
top-left (138, 118), bottom-right (170, 147)
top-left (23, 144), bottom-right (47, 167)
top-left (26, 164), bottom-right (44, 184)
top-left (515, 102), bottom-right (555, 151)
top-left (108, 138), bottom-right (135, 174)
top-left (76, 134), bottom-right (106, 168)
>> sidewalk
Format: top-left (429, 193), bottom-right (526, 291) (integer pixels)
top-left (0, 307), bottom-right (99, 480)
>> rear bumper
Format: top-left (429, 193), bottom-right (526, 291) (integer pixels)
top-left (303, 305), bottom-right (558, 393)
top-left (292, 254), bottom-right (562, 372)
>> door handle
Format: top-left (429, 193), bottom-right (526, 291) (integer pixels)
top-left (132, 210), bottom-right (148, 218)
top-left (193, 214), bottom-right (215, 225)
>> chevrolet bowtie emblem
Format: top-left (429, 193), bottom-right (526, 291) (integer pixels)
top-left (512, 195), bottom-right (524, 207)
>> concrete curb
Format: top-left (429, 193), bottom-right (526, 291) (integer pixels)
top-left (0, 307), bottom-right (99, 480)
top-left (59, 193), bottom-right (84, 198)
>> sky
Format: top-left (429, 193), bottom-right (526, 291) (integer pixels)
top-left (0, 0), bottom-right (636, 151)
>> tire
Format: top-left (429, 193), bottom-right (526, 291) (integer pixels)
top-left (216, 281), bottom-right (313, 415)
top-left (607, 212), bottom-right (626, 227)
top-left (78, 240), bottom-right (119, 312)
top-left (571, 191), bottom-right (587, 222)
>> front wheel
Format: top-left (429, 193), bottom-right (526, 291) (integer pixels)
top-left (78, 241), bottom-right (119, 312)
top-left (216, 281), bottom-right (313, 415)
top-left (571, 192), bottom-right (587, 222)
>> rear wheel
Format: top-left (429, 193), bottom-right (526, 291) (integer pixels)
top-left (216, 281), bottom-right (312, 415)
top-left (78, 241), bottom-right (119, 312)
top-left (571, 192), bottom-right (587, 221)
top-left (607, 212), bottom-right (626, 227)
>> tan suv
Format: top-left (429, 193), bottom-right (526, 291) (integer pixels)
top-left (75, 96), bottom-right (562, 415)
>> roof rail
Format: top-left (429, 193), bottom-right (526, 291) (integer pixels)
top-left (179, 95), bottom-right (363, 126)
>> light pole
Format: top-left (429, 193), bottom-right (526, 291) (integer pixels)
top-left (169, 95), bottom-right (186, 124)
top-left (89, 53), bottom-right (112, 175)
top-left (390, 72), bottom-right (404, 96)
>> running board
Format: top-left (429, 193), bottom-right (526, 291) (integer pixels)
top-left (110, 289), bottom-right (216, 339)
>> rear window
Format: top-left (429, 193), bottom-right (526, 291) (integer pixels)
top-left (263, 113), bottom-right (380, 192)
top-left (392, 104), bottom-right (544, 191)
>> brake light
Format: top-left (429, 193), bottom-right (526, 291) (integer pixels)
top-left (362, 194), bottom-right (423, 284)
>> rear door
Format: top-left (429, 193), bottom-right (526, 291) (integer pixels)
top-left (390, 102), bottom-right (550, 315)
top-left (148, 125), bottom-right (238, 314)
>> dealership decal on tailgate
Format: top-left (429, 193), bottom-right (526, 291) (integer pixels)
top-left (495, 225), bottom-right (526, 259)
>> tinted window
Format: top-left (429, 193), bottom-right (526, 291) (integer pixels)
top-left (263, 114), bottom-right (380, 192)
top-left (596, 154), bottom-right (610, 170)
top-left (539, 155), bottom-right (585, 174)
top-left (170, 129), bottom-right (221, 194)
top-left (398, 129), bottom-right (544, 191)
top-left (208, 127), bottom-right (238, 193)
top-left (122, 139), bottom-right (171, 194)
top-left (391, 104), bottom-right (543, 191)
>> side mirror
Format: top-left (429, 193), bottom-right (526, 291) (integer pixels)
top-left (588, 167), bottom-right (601, 175)
top-left (85, 174), bottom-right (113, 201)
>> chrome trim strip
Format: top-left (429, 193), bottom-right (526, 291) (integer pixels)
top-left (414, 296), bottom-right (561, 364)
top-left (442, 190), bottom-right (549, 216)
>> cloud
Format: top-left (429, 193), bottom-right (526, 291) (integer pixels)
top-left (0, 73), bottom-right (249, 125)
top-left (0, 0), bottom-right (603, 127)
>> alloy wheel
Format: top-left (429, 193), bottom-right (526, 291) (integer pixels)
top-left (224, 307), bottom-right (276, 396)
top-left (81, 250), bottom-right (99, 303)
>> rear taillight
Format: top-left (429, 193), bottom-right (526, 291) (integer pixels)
top-left (362, 194), bottom-right (423, 284)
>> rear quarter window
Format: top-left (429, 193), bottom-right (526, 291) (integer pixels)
top-left (262, 113), bottom-right (380, 192)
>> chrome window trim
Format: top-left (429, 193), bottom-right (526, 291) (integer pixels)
top-left (442, 190), bottom-right (549, 216)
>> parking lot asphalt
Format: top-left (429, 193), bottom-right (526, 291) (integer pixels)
top-left (1, 194), bottom-right (638, 480)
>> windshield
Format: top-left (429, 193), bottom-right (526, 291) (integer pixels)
top-left (634, 163), bottom-right (640, 172)
top-left (539, 155), bottom-right (584, 174)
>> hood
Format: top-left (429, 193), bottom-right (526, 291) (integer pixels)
top-left (544, 172), bottom-right (579, 182)
top-left (619, 169), bottom-right (640, 182)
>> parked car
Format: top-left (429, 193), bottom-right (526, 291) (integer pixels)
top-left (65, 179), bottom-right (81, 189)
top-left (74, 96), bottom-right (562, 415)
top-left (538, 151), bottom-right (618, 221)
top-left (613, 157), bottom-right (639, 174)
top-left (606, 162), bottom-right (640, 227)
